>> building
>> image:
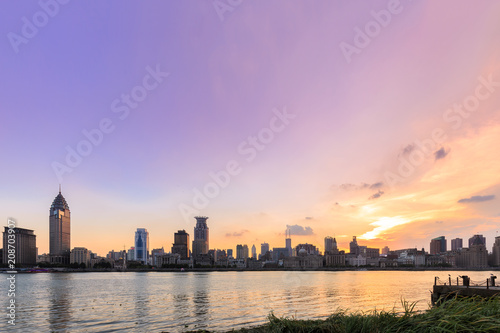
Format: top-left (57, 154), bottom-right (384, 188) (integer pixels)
top-left (260, 242), bottom-right (269, 259)
top-left (272, 247), bottom-right (290, 261)
top-left (134, 228), bottom-right (149, 264)
top-left (295, 243), bottom-right (319, 255)
top-left (469, 235), bottom-right (486, 247)
top-left (251, 245), bottom-right (257, 258)
top-left (456, 244), bottom-right (488, 268)
top-left (324, 236), bottom-right (336, 254)
top-left (285, 229), bottom-right (292, 256)
top-left (236, 244), bottom-right (249, 259)
top-left (491, 236), bottom-right (500, 267)
top-left (381, 246), bottom-right (390, 255)
top-left (451, 238), bottom-right (463, 251)
top-left (430, 236), bottom-right (446, 254)
top-left (284, 248), bottom-right (323, 268)
top-left (227, 249), bottom-right (233, 258)
top-left (49, 188), bottom-right (71, 265)
top-left (325, 250), bottom-right (345, 266)
top-left (151, 248), bottom-right (165, 266)
top-left (172, 229), bottom-right (190, 259)
top-left (192, 216), bottom-right (209, 257)
top-left (3, 227), bottom-right (36, 266)
top-left (127, 247), bottom-right (135, 261)
top-left (70, 247), bottom-right (91, 267)
top-left (349, 236), bottom-right (359, 255)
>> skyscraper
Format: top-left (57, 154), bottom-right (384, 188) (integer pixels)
top-left (285, 228), bottom-right (292, 256)
top-left (251, 244), bottom-right (257, 258)
top-left (236, 244), bottom-right (249, 259)
top-left (349, 236), bottom-right (359, 255)
top-left (3, 227), bottom-right (36, 266)
top-left (325, 236), bottom-right (336, 254)
top-left (469, 235), bottom-right (486, 247)
top-left (430, 236), bottom-right (446, 254)
top-left (451, 238), bottom-right (463, 251)
top-left (260, 242), bottom-right (270, 257)
top-left (134, 228), bottom-right (149, 264)
top-left (192, 216), bottom-right (209, 257)
top-left (172, 229), bottom-right (190, 259)
top-left (49, 188), bottom-right (71, 264)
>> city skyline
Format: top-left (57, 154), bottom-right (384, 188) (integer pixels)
top-left (2, 1), bottom-right (500, 256)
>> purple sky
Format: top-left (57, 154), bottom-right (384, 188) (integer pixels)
top-left (1, 0), bottom-right (500, 255)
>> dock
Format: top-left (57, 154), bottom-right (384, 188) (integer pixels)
top-left (431, 275), bottom-right (500, 305)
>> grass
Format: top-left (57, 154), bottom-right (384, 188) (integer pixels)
top-left (189, 295), bottom-right (500, 333)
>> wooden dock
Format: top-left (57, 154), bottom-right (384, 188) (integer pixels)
top-left (431, 275), bottom-right (500, 305)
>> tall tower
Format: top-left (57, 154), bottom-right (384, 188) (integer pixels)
top-left (172, 229), bottom-right (190, 259)
top-left (49, 187), bottom-right (71, 264)
top-left (285, 228), bottom-right (292, 256)
top-left (134, 228), bottom-right (149, 264)
top-left (192, 216), bottom-right (209, 257)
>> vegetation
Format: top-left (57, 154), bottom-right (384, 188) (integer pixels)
top-left (190, 296), bottom-right (500, 333)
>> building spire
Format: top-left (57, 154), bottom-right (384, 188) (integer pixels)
top-left (59, 184), bottom-right (61, 194)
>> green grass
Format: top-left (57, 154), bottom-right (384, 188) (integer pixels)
top-left (191, 296), bottom-right (500, 333)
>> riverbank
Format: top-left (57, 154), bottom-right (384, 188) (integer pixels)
top-left (3, 266), bottom-right (500, 273)
top-left (196, 296), bottom-right (500, 333)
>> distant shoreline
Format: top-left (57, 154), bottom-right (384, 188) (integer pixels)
top-left (5, 267), bottom-right (500, 273)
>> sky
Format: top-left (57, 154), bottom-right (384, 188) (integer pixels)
top-left (1, 0), bottom-right (500, 256)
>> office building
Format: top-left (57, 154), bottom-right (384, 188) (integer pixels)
top-left (451, 238), bottom-right (463, 251)
top-left (349, 236), bottom-right (359, 255)
top-left (251, 245), bottom-right (256, 258)
top-left (469, 235), bottom-right (486, 247)
top-left (491, 236), bottom-right (500, 266)
top-left (192, 216), bottom-right (209, 257)
top-left (3, 227), bottom-right (36, 266)
top-left (236, 244), bottom-right (249, 259)
top-left (134, 228), bottom-right (149, 264)
top-left (430, 236), bottom-right (446, 254)
top-left (260, 242), bottom-right (270, 258)
top-left (49, 188), bottom-right (71, 265)
top-left (172, 229), bottom-right (190, 259)
top-left (70, 247), bottom-right (91, 267)
top-left (324, 236), bottom-right (337, 254)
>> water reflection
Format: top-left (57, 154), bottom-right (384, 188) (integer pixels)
top-left (48, 274), bottom-right (73, 332)
top-left (11, 270), bottom-right (499, 332)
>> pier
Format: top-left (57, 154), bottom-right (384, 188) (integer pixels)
top-left (432, 275), bottom-right (500, 305)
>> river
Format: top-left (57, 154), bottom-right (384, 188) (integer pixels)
top-left (1, 270), bottom-right (496, 332)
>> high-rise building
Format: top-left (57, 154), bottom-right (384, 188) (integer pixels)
top-left (260, 242), bottom-right (270, 257)
top-left (227, 249), bottom-right (233, 258)
top-left (382, 246), bottom-right (390, 255)
top-left (127, 247), bottom-right (135, 261)
top-left (192, 216), bottom-right (209, 257)
top-left (49, 188), bottom-right (71, 265)
top-left (430, 236), bottom-right (446, 254)
top-left (285, 228), bottom-right (292, 256)
top-left (3, 227), bottom-right (36, 266)
top-left (469, 235), bottom-right (486, 247)
top-left (172, 229), bottom-right (190, 259)
top-left (251, 245), bottom-right (257, 258)
top-left (236, 244), bottom-right (249, 259)
top-left (70, 247), bottom-right (91, 267)
top-left (134, 228), bottom-right (149, 264)
top-left (325, 236), bottom-right (337, 254)
top-left (491, 236), bottom-right (500, 267)
top-left (349, 236), bottom-right (359, 255)
top-left (451, 238), bottom-right (463, 251)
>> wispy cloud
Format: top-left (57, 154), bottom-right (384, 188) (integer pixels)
top-left (225, 230), bottom-right (249, 237)
top-left (286, 224), bottom-right (314, 236)
top-left (458, 195), bottom-right (495, 203)
top-left (434, 147), bottom-right (450, 160)
top-left (369, 190), bottom-right (384, 200)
